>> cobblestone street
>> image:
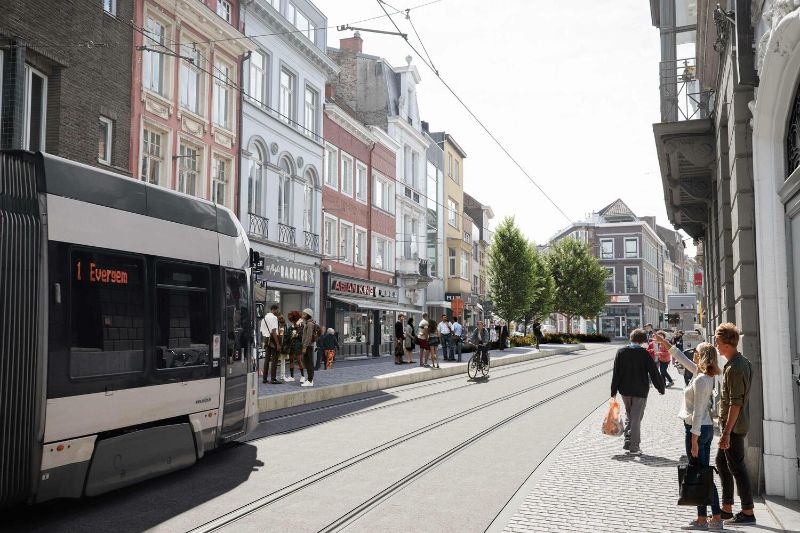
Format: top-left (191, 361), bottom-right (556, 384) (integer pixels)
top-left (499, 384), bottom-right (786, 533)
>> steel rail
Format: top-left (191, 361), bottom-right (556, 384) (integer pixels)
top-left (188, 356), bottom-right (614, 533)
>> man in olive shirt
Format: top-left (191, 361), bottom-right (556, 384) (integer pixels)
top-left (714, 323), bottom-right (755, 525)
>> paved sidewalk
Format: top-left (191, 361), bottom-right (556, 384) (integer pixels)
top-left (497, 383), bottom-right (794, 533)
top-left (257, 344), bottom-right (585, 411)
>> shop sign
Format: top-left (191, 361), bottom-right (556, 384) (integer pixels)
top-left (330, 276), bottom-right (398, 301)
top-left (610, 295), bottom-right (630, 303)
top-left (694, 272), bottom-right (703, 286)
top-left (444, 292), bottom-right (462, 302)
top-left (261, 256), bottom-right (316, 287)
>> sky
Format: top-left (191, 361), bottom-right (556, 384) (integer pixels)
top-left (318, 0), bottom-right (691, 252)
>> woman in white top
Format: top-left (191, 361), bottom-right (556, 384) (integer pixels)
top-left (653, 334), bottom-right (722, 531)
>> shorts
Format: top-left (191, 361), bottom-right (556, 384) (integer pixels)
top-left (417, 339), bottom-right (429, 350)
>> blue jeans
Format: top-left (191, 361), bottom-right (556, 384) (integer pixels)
top-left (440, 334), bottom-right (451, 359)
top-left (684, 423), bottom-right (721, 517)
top-left (450, 339), bottom-right (463, 361)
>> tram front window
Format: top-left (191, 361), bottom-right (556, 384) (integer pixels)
top-left (155, 262), bottom-right (211, 368)
top-left (70, 250), bottom-right (145, 378)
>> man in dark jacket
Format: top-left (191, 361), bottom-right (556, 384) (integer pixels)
top-left (610, 328), bottom-right (665, 455)
top-left (316, 328), bottom-right (339, 370)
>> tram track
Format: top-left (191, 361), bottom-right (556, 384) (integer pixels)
top-left (249, 345), bottom-right (614, 441)
top-left (317, 368), bottom-right (613, 532)
top-left (190, 354), bottom-right (615, 533)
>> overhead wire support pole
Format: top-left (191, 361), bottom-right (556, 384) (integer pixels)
top-left (336, 25), bottom-right (407, 39)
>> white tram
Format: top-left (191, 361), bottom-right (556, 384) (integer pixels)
top-left (0, 151), bottom-right (259, 506)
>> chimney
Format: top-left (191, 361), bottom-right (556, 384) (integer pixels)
top-left (340, 31), bottom-right (363, 53)
top-left (421, 120), bottom-right (429, 133)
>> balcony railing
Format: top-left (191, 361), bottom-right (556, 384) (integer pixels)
top-left (659, 58), bottom-right (714, 122)
top-left (248, 212), bottom-right (269, 240)
top-left (419, 258), bottom-right (429, 277)
top-left (278, 223), bottom-right (296, 246)
top-left (303, 230), bottom-right (319, 252)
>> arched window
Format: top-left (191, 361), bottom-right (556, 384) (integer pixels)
top-left (248, 143), bottom-right (266, 215)
top-left (303, 169), bottom-right (315, 233)
top-left (788, 80), bottom-right (800, 178)
top-left (278, 157), bottom-right (292, 225)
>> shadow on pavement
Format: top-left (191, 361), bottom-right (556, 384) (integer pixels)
top-left (610, 453), bottom-right (682, 467)
top-left (6, 443), bottom-right (262, 533)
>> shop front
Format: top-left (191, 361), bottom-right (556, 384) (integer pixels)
top-left (254, 255), bottom-right (318, 325)
top-left (323, 273), bottom-right (412, 357)
top-left (600, 298), bottom-right (642, 339)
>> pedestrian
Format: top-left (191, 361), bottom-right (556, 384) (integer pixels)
top-left (714, 323), bottom-right (756, 525)
top-left (318, 328), bottom-right (338, 369)
top-left (451, 317), bottom-right (464, 362)
top-left (655, 329), bottom-right (675, 387)
top-left (469, 320), bottom-right (490, 367)
top-left (438, 314), bottom-right (453, 361)
top-left (673, 330), bottom-right (684, 351)
top-left (404, 316), bottom-right (416, 364)
top-left (300, 308), bottom-right (319, 387)
top-left (653, 334), bottom-right (723, 530)
top-left (498, 320), bottom-right (509, 350)
top-left (287, 310), bottom-right (305, 383)
top-left (644, 323), bottom-right (654, 341)
top-left (418, 313), bottom-right (430, 368)
top-left (610, 328), bottom-right (666, 455)
top-left (395, 313), bottom-right (406, 365)
top-left (489, 320), bottom-right (498, 349)
top-left (428, 317), bottom-right (441, 369)
top-left (533, 320), bottom-right (544, 349)
top-left (277, 314), bottom-right (291, 381)
top-left (259, 304), bottom-right (282, 385)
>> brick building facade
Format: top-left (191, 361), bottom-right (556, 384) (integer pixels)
top-left (0, 0), bottom-right (133, 173)
top-left (321, 99), bottom-right (401, 357)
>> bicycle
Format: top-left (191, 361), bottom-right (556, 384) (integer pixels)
top-left (467, 345), bottom-right (490, 379)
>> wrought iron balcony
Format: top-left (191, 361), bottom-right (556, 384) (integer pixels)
top-left (278, 223), bottom-right (296, 246)
top-left (658, 58), bottom-right (714, 122)
top-left (303, 231), bottom-right (319, 252)
top-left (248, 212), bottom-right (269, 240)
top-left (418, 258), bottom-right (429, 277)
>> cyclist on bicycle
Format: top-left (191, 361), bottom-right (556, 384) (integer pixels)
top-left (469, 320), bottom-right (490, 366)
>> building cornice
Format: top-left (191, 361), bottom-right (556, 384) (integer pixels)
top-left (325, 103), bottom-right (374, 146)
top-left (388, 116), bottom-right (430, 148)
top-left (248, 0), bottom-right (339, 77)
top-left (152, 0), bottom-right (255, 55)
top-left (368, 125), bottom-right (401, 152)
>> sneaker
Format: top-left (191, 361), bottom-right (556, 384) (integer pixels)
top-left (626, 449), bottom-right (642, 456)
top-left (623, 441), bottom-right (631, 451)
top-left (681, 520), bottom-right (708, 530)
top-left (707, 519), bottom-right (724, 530)
top-left (300, 376), bottom-right (306, 383)
top-left (719, 511), bottom-right (733, 520)
top-left (301, 380), bottom-right (314, 387)
top-left (724, 512), bottom-right (755, 525)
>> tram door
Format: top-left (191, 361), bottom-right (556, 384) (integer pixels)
top-left (221, 269), bottom-right (251, 438)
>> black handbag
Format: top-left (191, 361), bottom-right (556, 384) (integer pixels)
top-left (677, 463), bottom-right (716, 506)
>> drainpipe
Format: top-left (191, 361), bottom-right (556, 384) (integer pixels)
top-left (368, 141), bottom-right (380, 357)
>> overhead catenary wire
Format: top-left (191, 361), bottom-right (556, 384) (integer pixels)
top-left (375, 0), bottom-right (574, 225)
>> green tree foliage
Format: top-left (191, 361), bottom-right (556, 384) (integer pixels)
top-left (546, 238), bottom-right (608, 333)
top-left (487, 217), bottom-right (535, 322)
top-left (521, 243), bottom-right (556, 330)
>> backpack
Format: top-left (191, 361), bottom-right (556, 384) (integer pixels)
top-left (311, 321), bottom-right (322, 343)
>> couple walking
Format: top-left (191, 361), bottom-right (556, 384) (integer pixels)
top-left (610, 324), bottom-right (755, 530)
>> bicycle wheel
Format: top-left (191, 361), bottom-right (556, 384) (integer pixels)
top-left (480, 356), bottom-right (490, 378)
top-left (467, 355), bottom-right (479, 379)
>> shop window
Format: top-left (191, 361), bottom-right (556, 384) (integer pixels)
top-left (155, 262), bottom-right (211, 369)
top-left (225, 269), bottom-right (251, 364)
top-left (70, 250), bottom-right (145, 378)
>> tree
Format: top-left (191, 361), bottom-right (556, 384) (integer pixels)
top-left (546, 238), bottom-right (608, 333)
top-left (487, 217), bottom-right (535, 323)
top-left (521, 243), bottom-right (556, 332)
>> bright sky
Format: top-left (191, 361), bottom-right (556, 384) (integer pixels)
top-left (320, 0), bottom-right (693, 253)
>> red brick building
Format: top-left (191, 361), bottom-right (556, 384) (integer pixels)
top-left (130, 0), bottom-right (251, 213)
top-left (321, 98), bottom-right (402, 357)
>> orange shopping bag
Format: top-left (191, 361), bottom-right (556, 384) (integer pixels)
top-left (602, 398), bottom-right (624, 436)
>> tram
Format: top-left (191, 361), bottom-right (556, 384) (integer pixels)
top-left (0, 151), bottom-right (259, 506)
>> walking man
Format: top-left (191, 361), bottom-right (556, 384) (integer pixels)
top-left (714, 323), bottom-right (756, 525)
top-left (395, 313), bottom-right (405, 365)
top-left (610, 328), bottom-right (665, 455)
top-left (260, 304), bottom-right (282, 384)
top-left (418, 313), bottom-right (430, 367)
top-left (451, 317), bottom-right (464, 362)
top-left (438, 314), bottom-right (453, 361)
top-left (300, 308), bottom-right (318, 387)
top-left (318, 328), bottom-right (339, 369)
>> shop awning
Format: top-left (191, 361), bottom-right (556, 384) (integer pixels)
top-left (425, 300), bottom-right (452, 309)
top-left (329, 295), bottom-right (420, 315)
